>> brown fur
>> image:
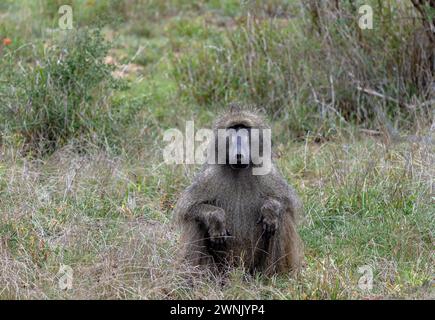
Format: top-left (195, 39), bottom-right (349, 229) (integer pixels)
top-left (174, 105), bottom-right (303, 275)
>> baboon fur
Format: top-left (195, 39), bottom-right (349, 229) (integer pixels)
top-left (174, 105), bottom-right (303, 275)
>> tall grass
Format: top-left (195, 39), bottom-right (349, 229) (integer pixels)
top-left (173, 0), bottom-right (434, 136)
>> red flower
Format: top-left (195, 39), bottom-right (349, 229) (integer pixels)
top-left (3, 38), bottom-right (12, 46)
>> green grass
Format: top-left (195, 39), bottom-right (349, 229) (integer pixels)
top-left (0, 0), bottom-right (433, 299)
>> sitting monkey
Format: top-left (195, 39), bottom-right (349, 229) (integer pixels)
top-left (174, 105), bottom-right (303, 275)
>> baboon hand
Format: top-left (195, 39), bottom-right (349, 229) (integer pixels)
top-left (257, 199), bottom-right (282, 236)
top-left (207, 208), bottom-right (230, 248)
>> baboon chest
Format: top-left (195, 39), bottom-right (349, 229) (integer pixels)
top-left (214, 179), bottom-right (264, 243)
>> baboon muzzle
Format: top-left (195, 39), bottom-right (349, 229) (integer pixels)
top-left (230, 132), bottom-right (250, 169)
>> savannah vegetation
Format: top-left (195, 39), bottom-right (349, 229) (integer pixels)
top-left (0, 0), bottom-right (433, 299)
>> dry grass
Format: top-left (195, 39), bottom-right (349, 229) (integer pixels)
top-left (0, 133), bottom-right (433, 299)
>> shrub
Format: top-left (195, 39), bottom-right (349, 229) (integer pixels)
top-left (0, 28), bottom-right (119, 155)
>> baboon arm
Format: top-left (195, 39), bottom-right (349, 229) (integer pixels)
top-left (186, 203), bottom-right (224, 227)
top-left (261, 198), bottom-right (284, 214)
top-left (174, 174), bottom-right (221, 226)
top-left (263, 169), bottom-right (302, 221)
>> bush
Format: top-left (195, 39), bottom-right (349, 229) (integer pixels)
top-left (173, 0), bottom-right (434, 135)
top-left (0, 28), bottom-right (119, 155)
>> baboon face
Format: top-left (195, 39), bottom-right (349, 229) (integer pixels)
top-left (217, 123), bottom-right (266, 170)
top-left (225, 124), bottom-right (252, 169)
top-left (213, 108), bottom-right (270, 172)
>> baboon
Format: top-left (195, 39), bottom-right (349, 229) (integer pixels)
top-left (174, 105), bottom-right (303, 275)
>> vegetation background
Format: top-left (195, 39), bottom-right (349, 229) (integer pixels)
top-left (0, 0), bottom-right (433, 299)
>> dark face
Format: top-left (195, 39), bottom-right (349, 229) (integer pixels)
top-left (226, 125), bottom-right (251, 170)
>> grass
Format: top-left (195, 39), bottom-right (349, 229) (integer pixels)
top-left (0, 0), bottom-right (434, 299)
top-left (0, 135), bottom-right (432, 299)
